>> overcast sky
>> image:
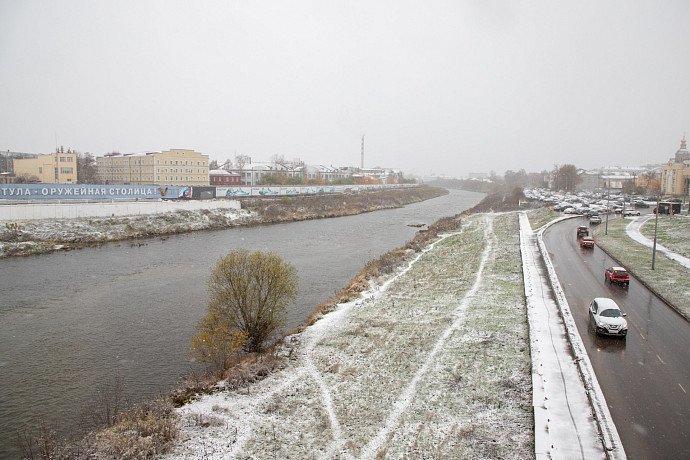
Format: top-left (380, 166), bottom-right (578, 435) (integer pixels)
top-left (1, 1), bottom-right (689, 177)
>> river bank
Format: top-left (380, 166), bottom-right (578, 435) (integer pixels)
top-left (84, 194), bottom-right (535, 459)
top-left (2, 188), bottom-right (484, 460)
top-left (0, 186), bottom-right (446, 258)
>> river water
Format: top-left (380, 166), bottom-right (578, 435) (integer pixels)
top-left (0, 189), bottom-right (482, 458)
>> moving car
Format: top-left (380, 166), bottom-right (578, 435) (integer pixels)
top-left (579, 236), bottom-right (595, 248)
top-left (589, 298), bottom-right (628, 337)
top-left (589, 215), bottom-right (602, 225)
top-left (622, 209), bottom-right (641, 216)
top-left (576, 226), bottom-right (589, 238)
top-left (605, 266), bottom-right (630, 287)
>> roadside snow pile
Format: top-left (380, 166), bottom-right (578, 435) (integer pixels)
top-left (0, 208), bottom-right (255, 257)
top-left (164, 213), bottom-right (534, 459)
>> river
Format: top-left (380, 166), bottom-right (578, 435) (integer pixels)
top-left (0, 189), bottom-right (482, 458)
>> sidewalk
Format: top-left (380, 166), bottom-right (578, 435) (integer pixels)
top-left (519, 212), bottom-right (625, 460)
top-left (626, 215), bottom-right (690, 270)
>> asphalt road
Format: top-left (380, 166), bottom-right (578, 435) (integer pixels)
top-left (543, 216), bottom-right (690, 460)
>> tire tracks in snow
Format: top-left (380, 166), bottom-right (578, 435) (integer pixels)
top-left (360, 214), bottom-right (494, 459)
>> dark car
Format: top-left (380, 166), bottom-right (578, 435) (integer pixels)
top-left (576, 226), bottom-right (589, 238)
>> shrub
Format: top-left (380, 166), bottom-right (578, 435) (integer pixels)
top-left (91, 397), bottom-right (178, 460)
top-left (200, 250), bottom-right (298, 355)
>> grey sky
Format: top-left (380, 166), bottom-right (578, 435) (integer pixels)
top-left (1, 0), bottom-right (689, 177)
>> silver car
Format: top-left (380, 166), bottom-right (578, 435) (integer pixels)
top-left (589, 298), bottom-right (628, 338)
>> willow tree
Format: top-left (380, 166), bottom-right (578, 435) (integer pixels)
top-left (192, 250), bottom-right (298, 369)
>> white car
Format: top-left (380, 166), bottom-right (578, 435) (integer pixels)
top-left (622, 209), bottom-right (641, 216)
top-left (589, 298), bottom-right (628, 338)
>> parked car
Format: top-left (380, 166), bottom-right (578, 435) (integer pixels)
top-left (589, 215), bottom-right (602, 225)
top-left (579, 236), bottom-right (595, 249)
top-left (576, 226), bottom-right (589, 238)
top-left (605, 266), bottom-right (630, 287)
top-left (622, 209), bottom-right (641, 216)
top-left (589, 298), bottom-right (628, 338)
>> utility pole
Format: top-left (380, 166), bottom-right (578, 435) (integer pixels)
top-left (605, 178), bottom-right (610, 235)
top-left (360, 135), bottom-right (365, 170)
top-left (652, 193), bottom-right (660, 270)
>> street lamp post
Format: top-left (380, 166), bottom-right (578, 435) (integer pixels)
top-left (605, 178), bottom-right (610, 235)
top-left (652, 194), bottom-right (660, 270)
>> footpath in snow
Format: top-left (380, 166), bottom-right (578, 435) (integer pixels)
top-left (626, 215), bottom-right (690, 269)
top-left (162, 212), bottom-right (623, 459)
top-left (164, 213), bottom-right (535, 459)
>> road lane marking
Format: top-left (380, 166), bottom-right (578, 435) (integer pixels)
top-left (657, 354), bottom-right (666, 365)
top-left (679, 383), bottom-right (687, 394)
top-left (639, 332), bottom-right (645, 340)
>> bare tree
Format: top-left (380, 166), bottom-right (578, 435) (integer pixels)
top-left (234, 154), bottom-right (251, 170)
top-left (270, 154), bottom-right (288, 168)
top-left (553, 164), bottom-right (581, 191)
top-left (208, 159), bottom-right (219, 170)
top-left (77, 152), bottom-right (99, 183)
top-left (15, 173), bottom-right (39, 183)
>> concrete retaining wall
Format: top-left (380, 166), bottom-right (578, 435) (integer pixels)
top-left (0, 199), bottom-right (241, 221)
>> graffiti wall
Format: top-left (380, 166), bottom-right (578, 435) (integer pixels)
top-left (0, 183), bottom-right (413, 201)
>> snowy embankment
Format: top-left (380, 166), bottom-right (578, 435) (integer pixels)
top-left (520, 213), bottom-right (623, 460)
top-left (0, 207), bottom-right (254, 258)
top-left (164, 213), bottom-right (535, 459)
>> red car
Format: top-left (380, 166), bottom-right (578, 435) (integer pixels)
top-left (605, 266), bottom-right (630, 287)
top-left (579, 236), bottom-right (595, 249)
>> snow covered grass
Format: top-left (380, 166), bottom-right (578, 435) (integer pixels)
top-left (639, 215), bottom-right (690, 259)
top-left (0, 208), bottom-right (254, 257)
top-left (594, 217), bottom-right (690, 317)
top-left (165, 213), bottom-right (533, 459)
top-left (526, 206), bottom-right (560, 232)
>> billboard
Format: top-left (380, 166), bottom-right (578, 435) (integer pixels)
top-left (0, 184), bottom-right (183, 200)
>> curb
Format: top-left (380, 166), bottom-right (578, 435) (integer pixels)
top-left (535, 217), bottom-right (626, 460)
top-left (592, 219), bottom-right (689, 322)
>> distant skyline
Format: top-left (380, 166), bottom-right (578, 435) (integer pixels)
top-left (1, 1), bottom-right (689, 177)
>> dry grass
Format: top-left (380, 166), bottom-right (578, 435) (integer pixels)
top-left (90, 397), bottom-right (178, 460)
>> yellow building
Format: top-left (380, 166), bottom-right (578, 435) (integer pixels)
top-left (13, 152), bottom-right (78, 183)
top-left (96, 148), bottom-right (209, 186)
top-left (660, 136), bottom-right (690, 196)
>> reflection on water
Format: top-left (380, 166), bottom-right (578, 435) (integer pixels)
top-left (0, 189), bottom-right (483, 458)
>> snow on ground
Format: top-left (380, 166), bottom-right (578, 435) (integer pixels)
top-left (520, 213), bottom-right (621, 460)
top-left (0, 207), bottom-right (254, 257)
top-left (630, 215), bottom-right (690, 268)
top-left (163, 213), bottom-right (536, 459)
top-left (162, 211), bottom-right (623, 459)
top-left (593, 217), bottom-right (690, 318)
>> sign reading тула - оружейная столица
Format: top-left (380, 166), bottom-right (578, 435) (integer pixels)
top-left (0, 184), bottom-right (183, 200)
